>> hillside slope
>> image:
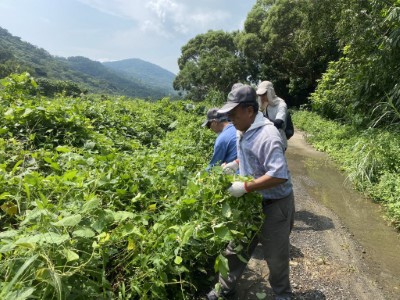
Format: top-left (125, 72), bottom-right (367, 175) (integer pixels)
top-left (0, 27), bottom-right (176, 99)
top-left (64, 56), bottom-right (170, 98)
top-left (103, 58), bottom-right (176, 96)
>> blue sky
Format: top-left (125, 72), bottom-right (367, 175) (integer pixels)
top-left (0, 0), bottom-right (256, 74)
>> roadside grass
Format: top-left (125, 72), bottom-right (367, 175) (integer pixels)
top-left (292, 110), bottom-right (400, 229)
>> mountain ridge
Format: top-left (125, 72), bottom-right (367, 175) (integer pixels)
top-left (0, 27), bottom-right (177, 99)
top-left (103, 58), bottom-right (176, 95)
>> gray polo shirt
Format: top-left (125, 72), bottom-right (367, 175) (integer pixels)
top-left (238, 113), bottom-right (292, 199)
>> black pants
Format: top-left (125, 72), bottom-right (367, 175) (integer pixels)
top-left (219, 192), bottom-right (295, 297)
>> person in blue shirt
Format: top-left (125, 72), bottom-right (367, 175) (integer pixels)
top-left (202, 108), bottom-right (237, 171)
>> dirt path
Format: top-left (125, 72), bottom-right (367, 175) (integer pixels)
top-left (231, 132), bottom-right (396, 300)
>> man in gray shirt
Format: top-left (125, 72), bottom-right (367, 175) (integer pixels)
top-left (207, 85), bottom-right (295, 300)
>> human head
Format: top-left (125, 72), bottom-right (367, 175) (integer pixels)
top-left (256, 81), bottom-right (273, 95)
top-left (256, 81), bottom-right (277, 106)
top-left (218, 85), bottom-right (259, 132)
top-left (202, 108), bottom-right (229, 133)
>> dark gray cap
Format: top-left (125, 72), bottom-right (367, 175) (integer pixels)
top-left (202, 108), bottom-right (229, 127)
top-left (231, 82), bottom-right (244, 91)
top-left (218, 85), bottom-right (257, 114)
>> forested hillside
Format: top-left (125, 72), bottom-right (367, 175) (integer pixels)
top-left (64, 56), bottom-right (175, 99)
top-left (103, 58), bottom-right (177, 96)
top-left (0, 27), bottom-right (176, 99)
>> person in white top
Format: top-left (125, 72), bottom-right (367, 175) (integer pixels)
top-left (256, 81), bottom-right (288, 150)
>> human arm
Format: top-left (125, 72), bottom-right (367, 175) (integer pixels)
top-left (243, 174), bottom-right (286, 192)
top-left (275, 100), bottom-right (288, 128)
top-left (228, 175), bottom-right (287, 197)
top-left (207, 140), bottom-right (227, 170)
top-left (272, 119), bottom-right (284, 129)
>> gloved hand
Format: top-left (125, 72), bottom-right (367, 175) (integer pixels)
top-left (228, 181), bottom-right (249, 197)
top-left (222, 159), bottom-right (239, 174)
top-left (273, 119), bottom-right (284, 129)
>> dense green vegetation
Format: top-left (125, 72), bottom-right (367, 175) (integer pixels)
top-left (310, 1), bottom-right (400, 128)
top-left (0, 1), bottom-right (399, 297)
top-left (293, 110), bottom-right (400, 229)
top-left (174, 0), bottom-right (400, 229)
top-left (0, 73), bottom-right (262, 299)
top-left (173, 30), bottom-right (249, 101)
top-left (175, 0), bottom-right (342, 106)
top-left (0, 27), bottom-right (176, 99)
top-left (175, 0), bottom-right (400, 128)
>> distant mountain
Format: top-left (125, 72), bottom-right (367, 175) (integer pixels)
top-left (0, 27), bottom-right (177, 99)
top-left (63, 56), bottom-right (174, 98)
top-left (103, 59), bottom-right (176, 96)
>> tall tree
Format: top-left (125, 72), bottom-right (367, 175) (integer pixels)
top-left (174, 30), bottom-right (248, 101)
top-left (253, 0), bottom-right (340, 106)
top-left (311, 0), bottom-right (400, 127)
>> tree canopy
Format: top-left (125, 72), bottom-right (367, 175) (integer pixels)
top-left (174, 0), bottom-right (400, 127)
top-left (311, 0), bottom-right (400, 128)
top-left (173, 30), bottom-right (249, 100)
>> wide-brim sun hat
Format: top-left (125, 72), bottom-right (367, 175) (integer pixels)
top-left (256, 81), bottom-right (273, 95)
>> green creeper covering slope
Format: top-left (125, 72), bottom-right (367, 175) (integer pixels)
top-left (0, 73), bottom-right (262, 299)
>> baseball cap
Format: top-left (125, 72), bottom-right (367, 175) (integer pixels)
top-left (231, 82), bottom-right (244, 91)
top-left (256, 81), bottom-right (273, 95)
top-left (218, 85), bottom-right (257, 114)
top-left (201, 108), bottom-right (228, 127)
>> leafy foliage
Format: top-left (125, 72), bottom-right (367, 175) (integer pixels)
top-left (35, 78), bottom-right (87, 97)
top-left (311, 0), bottom-right (400, 128)
top-left (173, 30), bottom-right (251, 101)
top-left (0, 73), bottom-right (263, 299)
top-left (175, 0), bottom-right (399, 127)
top-left (175, 0), bottom-right (340, 106)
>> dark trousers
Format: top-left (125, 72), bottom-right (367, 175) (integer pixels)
top-left (219, 191), bottom-right (295, 297)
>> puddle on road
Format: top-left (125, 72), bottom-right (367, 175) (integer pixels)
top-left (286, 133), bottom-right (400, 295)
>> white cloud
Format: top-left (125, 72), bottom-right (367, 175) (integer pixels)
top-left (0, 0), bottom-right (255, 73)
top-left (77, 0), bottom-right (149, 20)
top-left (188, 11), bottom-right (230, 29)
top-left (146, 0), bottom-right (179, 22)
top-left (77, 0), bottom-right (233, 38)
top-left (140, 20), bottom-right (172, 38)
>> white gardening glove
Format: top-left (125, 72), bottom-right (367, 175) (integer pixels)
top-left (228, 181), bottom-right (249, 198)
top-left (222, 159), bottom-right (239, 175)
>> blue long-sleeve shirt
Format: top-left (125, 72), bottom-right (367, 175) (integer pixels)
top-left (207, 123), bottom-right (237, 170)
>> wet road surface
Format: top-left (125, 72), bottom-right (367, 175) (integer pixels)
top-left (232, 131), bottom-right (400, 300)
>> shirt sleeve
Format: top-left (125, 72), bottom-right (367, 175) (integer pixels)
top-left (275, 101), bottom-right (288, 123)
top-left (259, 136), bottom-right (289, 179)
top-left (208, 138), bottom-right (228, 169)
